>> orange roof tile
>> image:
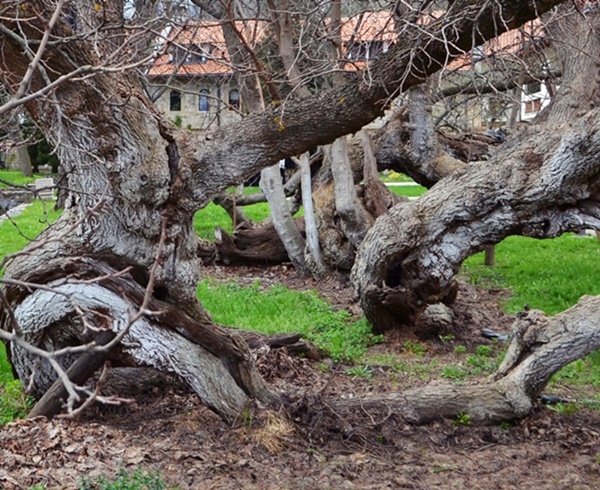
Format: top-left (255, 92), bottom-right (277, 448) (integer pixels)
top-left (340, 11), bottom-right (396, 43)
top-left (148, 13), bottom-right (546, 78)
top-left (147, 20), bottom-right (265, 77)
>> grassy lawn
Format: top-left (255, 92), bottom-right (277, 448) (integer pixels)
top-left (0, 201), bottom-right (61, 264)
top-left (0, 170), bottom-right (53, 188)
top-left (0, 200), bottom-right (61, 421)
top-left (389, 184), bottom-right (428, 198)
top-left (194, 200), bottom-right (271, 240)
top-left (198, 280), bottom-right (379, 361)
top-left (463, 234), bottom-right (600, 315)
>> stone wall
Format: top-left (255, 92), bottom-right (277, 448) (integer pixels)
top-left (151, 77), bottom-right (243, 131)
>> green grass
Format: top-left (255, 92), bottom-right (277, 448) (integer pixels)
top-left (551, 350), bottom-right (600, 387)
top-left (0, 200), bottom-right (61, 267)
top-left (197, 280), bottom-right (381, 361)
top-left (0, 379), bottom-right (32, 425)
top-left (194, 187), bottom-right (274, 240)
top-left (463, 234), bottom-right (600, 398)
top-left (79, 468), bottom-right (172, 490)
top-left (0, 169), bottom-right (38, 188)
top-left (463, 234), bottom-right (600, 315)
top-left (389, 184), bottom-right (428, 198)
top-left (0, 343), bottom-right (12, 385)
top-left (194, 200), bottom-right (271, 240)
top-left (0, 201), bottom-right (61, 395)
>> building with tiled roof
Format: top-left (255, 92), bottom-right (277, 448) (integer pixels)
top-left (147, 12), bottom-right (554, 131)
top-left (147, 21), bottom-right (265, 130)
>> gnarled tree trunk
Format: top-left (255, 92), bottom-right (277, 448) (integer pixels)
top-left (353, 4), bottom-right (600, 334)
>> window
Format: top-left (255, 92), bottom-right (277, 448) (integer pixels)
top-left (524, 98), bottom-right (542, 114)
top-left (346, 41), bottom-right (384, 61)
top-left (198, 89), bottom-right (210, 112)
top-left (169, 90), bottom-right (181, 112)
top-left (524, 81), bottom-right (542, 95)
top-left (228, 89), bottom-right (240, 110)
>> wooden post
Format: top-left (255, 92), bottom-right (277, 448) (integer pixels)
top-left (484, 245), bottom-right (495, 266)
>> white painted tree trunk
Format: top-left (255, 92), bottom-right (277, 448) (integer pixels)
top-left (299, 152), bottom-right (326, 274)
top-left (260, 164), bottom-right (306, 269)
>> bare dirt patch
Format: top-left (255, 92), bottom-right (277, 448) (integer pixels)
top-left (2, 265), bottom-right (600, 489)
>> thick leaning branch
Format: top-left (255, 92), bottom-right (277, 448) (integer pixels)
top-left (332, 296), bottom-right (600, 423)
top-left (5, 257), bottom-right (276, 420)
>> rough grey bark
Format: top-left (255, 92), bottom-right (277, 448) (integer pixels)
top-left (299, 152), bottom-right (326, 274)
top-left (16, 145), bottom-right (32, 177)
top-left (353, 110), bottom-right (600, 332)
top-left (360, 129), bottom-right (402, 219)
top-left (325, 137), bottom-right (373, 248)
top-left (374, 103), bottom-right (467, 189)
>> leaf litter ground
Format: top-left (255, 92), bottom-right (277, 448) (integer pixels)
top-left (1, 264), bottom-right (600, 489)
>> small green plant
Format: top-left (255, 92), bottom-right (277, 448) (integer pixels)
top-left (454, 345), bottom-right (467, 355)
top-left (0, 380), bottom-right (32, 425)
top-left (80, 468), bottom-right (168, 490)
top-left (346, 365), bottom-right (373, 379)
top-left (441, 365), bottom-right (468, 381)
top-left (382, 171), bottom-right (414, 183)
top-left (546, 402), bottom-right (579, 416)
top-left (439, 334), bottom-right (455, 343)
top-left (465, 354), bottom-right (496, 373)
top-left (500, 421), bottom-right (511, 431)
top-left (475, 345), bottom-right (493, 357)
top-left (242, 407), bottom-right (254, 429)
top-left (403, 341), bottom-right (426, 356)
top-left (173, 115), bottom-right (183, 127)
top-left (453, 412), bottom-right (471, 426)
top-left (316, 362), bottom-right (330, 373)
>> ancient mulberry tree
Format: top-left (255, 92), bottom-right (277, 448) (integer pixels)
top-left (5, 0), bottom-right (600, 425)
